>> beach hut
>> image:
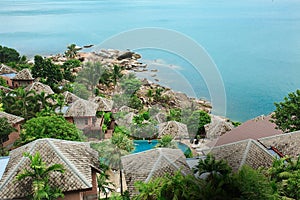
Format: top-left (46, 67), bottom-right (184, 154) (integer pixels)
top-left (92, 96), bottom-right (113, 112)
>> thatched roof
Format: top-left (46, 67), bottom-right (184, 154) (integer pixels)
top-left (158, 121), bottom-right (189, 139)
top-left (202, 139), bottom-right (274, 172)
top-left (258, 131), bottom-right (300, 160)
top-left (62, 91), bottom-right (80, 104)
top-left (0, 138), bottom-right (100, 200)
top-left (0, 64), bottom-right (16, 74)
top-left (64, 99), bottom-right (98, 117)
top-left (115, 112), bottom-right (136, 127)
top-left (11, 69), bottom-right (34, 80)
top-left (25, 82), bottom-right (54, 95)
top-left (205, 115), bottom-right (234, 140)
top-left (0, 86), bottom-right (12, 93)
top-left (92, 96), bottom-right (113, 112)
top-left (121, 148), bottom-right (192, 196)
top-left (0, 112), bottom-right (24, 124)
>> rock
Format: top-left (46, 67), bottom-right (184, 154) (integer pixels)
top-left (132, 53), bottom-right (141, 59)
top-left (117, 51), bottom-right (134, 60)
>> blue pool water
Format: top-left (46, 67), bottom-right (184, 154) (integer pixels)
top-left (1, 0), bottom-right (300, 121)
top-left (132, 140), bottom-right (190, 154)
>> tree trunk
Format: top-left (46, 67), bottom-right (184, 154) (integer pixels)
top-left (120, 169), bottom-right (123, 196)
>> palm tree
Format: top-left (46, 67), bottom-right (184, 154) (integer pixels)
top-left (16, 152), bottom-right (65, 200)
top-left (65, 44), bottom-right (79, 59)
top-left (91, 133), bottom-right (134, 196)
top-left (111, 65), bottom-right (123, 85)
top-left (155, 134), bottom-right (178, 149)
top-left (193, 154), bottom-right (232, 181)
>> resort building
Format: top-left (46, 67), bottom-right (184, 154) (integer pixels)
top-left (121, 148), bottom-right (192, 197)
top-left (11, 69), bottom-right (34, 88)
top-left (0, 64), bottom-right (17, 88)
top-left (0, 138), bottom-right (100, 200)
top-left (0, 112), bottom-right (25, 150)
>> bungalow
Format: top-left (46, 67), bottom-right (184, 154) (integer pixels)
top-left (11, 69), bottom-right (34, 88)
top-left (0, 138), bottom-right (101, 200)
top-left (0, 112), bottom-right (25, 150)
top-left (0, 64), bottom-right (17, 88)
top-left (121, 148), bottom-right (192, 197)
top-left (64, 99), bottom-right (101, 139)
top-left (158, 121), bottom-right (189, 139)
top-left (25, 81), bottom-right (54, 96)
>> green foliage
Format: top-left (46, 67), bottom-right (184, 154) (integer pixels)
top-left (112, 94), bottom-right (143, 110)
top-left (264, 156), bottom-right (300, 199)
top-left (65, 44), bottom-right (79, 59)
top-left (1, 88), bottom-right (54, 120)
top-left (111, 132), bottom-right (135, 153)
top-left (0, 76), bottom-right (8, 87)
top-left (129, 95), bottom-right (143, 110)
top-left (133, 171), bottom-right (201, 200)
top-left (0, 117), bottom-right (16, 155)
top-left (16, 152), bottom-right (65, 200)
top-left (167, 108), bottom-right (182, 122)
top-left (231, 121), bottom-right (242, 127)
top-left (0, 45), bottom-right (20, 63)
top-left (184, 109), bottom-right (211, 138)
top-left (120, 73), bottom-right (141, 95)
top-left (61, 59), bottom-right (81, 82)
top-left (155, 134), bottom-right (178, 149)
top-left (72, 82), bottom-right (91, 99)
top-left (20, 115), bottom-right (83, 145)
top-left (77, 62), bottom-right (106, 91)
top-left (233, 165), bottom-right (274, 200)
top-left (32, 55), bottom-right (63, 87)
top-left (271, 89), bottom-right (300, 132)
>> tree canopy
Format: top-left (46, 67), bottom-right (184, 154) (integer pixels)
top-left (271, 89), bottom-right (300, 132)
top-left (19, 115), bottom-right (83, 145)
top-left (0, 45), bottom-right (20, 63)
top-left (0, 117), bottom-right (16, 155)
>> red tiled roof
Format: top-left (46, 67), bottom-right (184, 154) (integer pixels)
top-left (211, 115), bottom-right (283, 147)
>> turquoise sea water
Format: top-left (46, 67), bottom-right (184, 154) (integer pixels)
top-left (1, 0), bottom-right (300, 121)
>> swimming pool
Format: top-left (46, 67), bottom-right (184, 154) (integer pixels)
top-left (132, 140), bottom-right (190, 154)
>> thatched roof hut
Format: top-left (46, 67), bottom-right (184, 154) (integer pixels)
top-left (11, 69), bottom-right (34, 80)
top-left (63, 91), bottom-right (80, 104)
top-left (158, 121), bottom-right (189, 139)
top-left (92, 96), bottom-right (113, 112)
top-left (0, 138), bottom-right (100, 200)
top-left (25, 82), bottom-right (54, 95)
top-left (0, 111), bottom-right (24, 124)
top-left (121, 148), bottom-right (192, 196)
top-left (64, 99), bottom-right (98, 117)
top-left (0, 64), bottom-right (16, 74)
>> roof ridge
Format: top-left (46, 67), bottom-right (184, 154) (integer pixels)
top-left (0, 140), bottom-right (37, 191)
top-left (46, 139), bottom-right (92, 188)
top-left (252, 140), bottom-right (276, 157)
top-left (240, 139), bottom-right (252, 168)
top-left (161, 150), bottom-right (187, 176)
top-left (207, 138), bottom-right (252, 150)
top-left (145, 151), bottom-right (162, 183)
top-left (259, 131), bottom-right (299, 140)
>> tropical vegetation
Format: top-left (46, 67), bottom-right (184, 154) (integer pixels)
top-left (16, 152), bottom-right (65, 200)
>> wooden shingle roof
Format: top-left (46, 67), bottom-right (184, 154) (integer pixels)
top-left (0, 138), bottom-right (100, 200)
top-left (63, 91), bottom-right (80, 104)
top-left (121, 148), bottom-right (191, 196)
top-left (158, 121), bottom-right (189, 139)
top-left (11, 69), bottom-right (34, 80)
top-left (92, 96), bottom-right (113, 112)
top-left (64, 99), bottom-right (98, 117)
top-left (204, 139), bottom-right (274, 171)
top-left (25, 82), bottom-right (54, 95)
top-left (0, 111), bottom-right (24, 124)
top-left (258, 131), bottom-right (300, 159)
top-left (0, 64), bottom-right (16, 74)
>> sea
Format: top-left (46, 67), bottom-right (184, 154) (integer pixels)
top-left (1, 0), bottom-right (300, 122)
